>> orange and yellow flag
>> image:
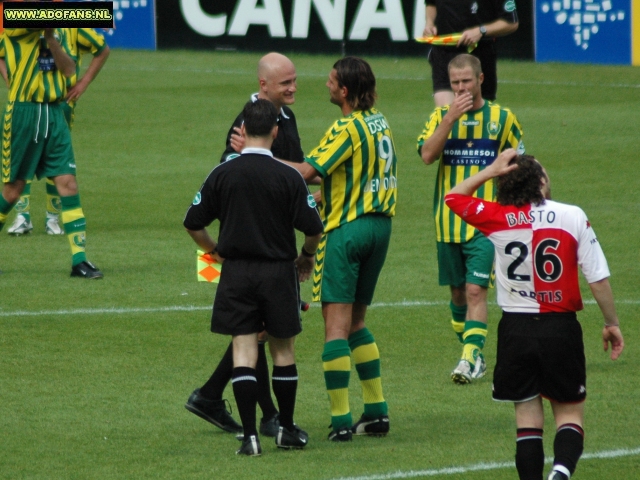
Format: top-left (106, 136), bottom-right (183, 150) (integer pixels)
top-left (415, 33), bottom-right (477, 53)
top-left (197, 250), bottom-right (221, 283)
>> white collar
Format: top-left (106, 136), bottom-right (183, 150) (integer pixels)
top-left (241, 147), bottom-right (274, 157)
top-left (250, 93), bottom-right (289, 119)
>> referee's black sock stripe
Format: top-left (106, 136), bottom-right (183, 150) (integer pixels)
top-left (232, 375), bottom-right (257, 383)
top-left (232, 365), bottom-right (257, 381)
top-left (272, 364), bottom-right (298, 431)
top-left (232, 367), bottom-right (259, 437)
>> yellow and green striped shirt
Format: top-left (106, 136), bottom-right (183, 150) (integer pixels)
top-left (306, 108), bottom-right (398, 233)
top-left (417, 101), bottom-right (524, 243)
top-left (1, 28), bottom-right (73, 103)
top-left (65, 28), bottom-right (107, 89)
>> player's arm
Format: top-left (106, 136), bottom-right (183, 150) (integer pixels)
top-left (44, 29), bottom-right (75, 78)
top-left (278, 158), bottom-right (320, 184)
top-left (66, 44), bottom-right (110, 102)
top-left (448, 149), bottom-right (518, 196)
top-left (280, 159), bottom-right (320, 182)
top-left (279, 148), bottom-right (323, 184)
top-left (0, 59), bottom-right (8, 88)
top-left (420, 95), bottom-right (474, 164)
top-left (588, 278), bottom-right (624, 360)
top-left (420, 114), bottom-right (453, 165)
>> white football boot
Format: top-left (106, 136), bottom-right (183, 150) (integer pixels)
top-left (7, 214), bottom-right (33, 235)
top-left (45, 213), bottom-right (65, 235)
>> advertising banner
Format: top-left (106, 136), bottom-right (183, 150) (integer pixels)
top-left (535, 0), bottom-right (636, 65)
top-left (99, 0), bottom-right (156, 50)
top-left (156, 0), bottom-right (534, 59)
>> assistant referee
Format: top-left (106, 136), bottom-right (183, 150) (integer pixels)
top-left (184, 99), bottom-right (323, 456)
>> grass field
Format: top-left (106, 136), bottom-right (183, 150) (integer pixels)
top-left (0, 50), bottom-right (638, 480)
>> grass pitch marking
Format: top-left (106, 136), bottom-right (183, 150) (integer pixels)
top-left (329, 447), bottom-right (640, 480)
top-left (0, 299), bottom-right (637, 317)
top-left (112, 64), bottom-right (640, 90)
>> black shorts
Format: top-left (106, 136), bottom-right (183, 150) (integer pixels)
top-left (492, 312), bottom-right (586, 404)
top-left (211, 258), bottom-right (302, 339)
top-left (428, 41), bottom-right (498, 101)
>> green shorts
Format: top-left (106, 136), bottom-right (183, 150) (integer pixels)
top-left (61, 101), bottom-right (76, 130)
top-left (437, 230), bottom-right (494, 288)
top-left (2, 101), bottom-right (76, 184)
top-left (320, 214), bottom-right (391, 304)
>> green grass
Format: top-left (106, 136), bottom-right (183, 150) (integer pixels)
top-left (0, 51), bottom-right (638, 479)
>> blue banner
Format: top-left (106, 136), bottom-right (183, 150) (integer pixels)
top-left (91, 0), bottom-right (156, 50)
top-left (535, 0), bottom-right (631, 64)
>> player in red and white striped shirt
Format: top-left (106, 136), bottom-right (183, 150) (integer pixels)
top-left (445, 149), bottom-right (624, 480)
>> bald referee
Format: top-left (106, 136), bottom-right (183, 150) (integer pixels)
top-left (185, 52), bottom-right (307, 438)
top-left (184, 99), bottom-right (323, 456)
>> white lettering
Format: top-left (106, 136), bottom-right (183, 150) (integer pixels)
top-left (364, 175), bottom-right (397, 193)
top-left (291, 0), bottom-right (346, 40)
top-left (179, 0), bottom-right (423, 42)
top-left (349, 0), bottom-right (408, 41)
top-left (518, 211), bottom-right (529, 225)
top-left (473, 271), bottom-right (490, 279)
top-left (180, 0), bottom-right (227, 36)
top-left (510, 288), bottom-right (563, 303)
top-left (412, 0), bottom-right (425, 38)
top-left (528, 209), bottom-right (557, 224)
top-left (228, 0), bottom-right (286, 37)
top-left (366, 118), bottom-right (389, 134)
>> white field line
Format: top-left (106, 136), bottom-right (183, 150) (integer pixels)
top-left (111, 65), bottom-right (640, 89)
top-left (0, 299), bottom-right (637, 318)
top-left (329, 447), bottom-right (640, 480)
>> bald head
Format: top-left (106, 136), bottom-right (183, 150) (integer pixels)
top-left (257, 52), bottom-right (297, 109)
top-left (257, 53), bottom-right (294, 80)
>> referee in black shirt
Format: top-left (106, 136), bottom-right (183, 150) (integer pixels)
top-left (184, 99), bottom-right (323, 456)
top-left (185, 53), bottom-right (310, 440)
top-left (220, 52), bottom-right (304, 164)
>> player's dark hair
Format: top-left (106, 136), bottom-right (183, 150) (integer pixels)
top-left (333, 56), bottom-right (377, 111)
top-left (496, 155), bottom-right (546, 207)
top-left (242, 99), bottom-right (278, 137)
top-left (448, 54), bottom-right (482, 78)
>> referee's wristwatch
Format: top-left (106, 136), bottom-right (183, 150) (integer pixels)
top-left (479, 25), bottom-right (487, 37)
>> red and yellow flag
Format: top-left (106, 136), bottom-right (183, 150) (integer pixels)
top-left (197, 250), bottom-right (221, 283)
top-left (415, 33), bottom-right (477, 53)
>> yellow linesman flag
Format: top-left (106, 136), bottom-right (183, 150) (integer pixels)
top-left (415, 33), bottom-right (477, 53)
top-left (197, 250), bottom-right (222, 283)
